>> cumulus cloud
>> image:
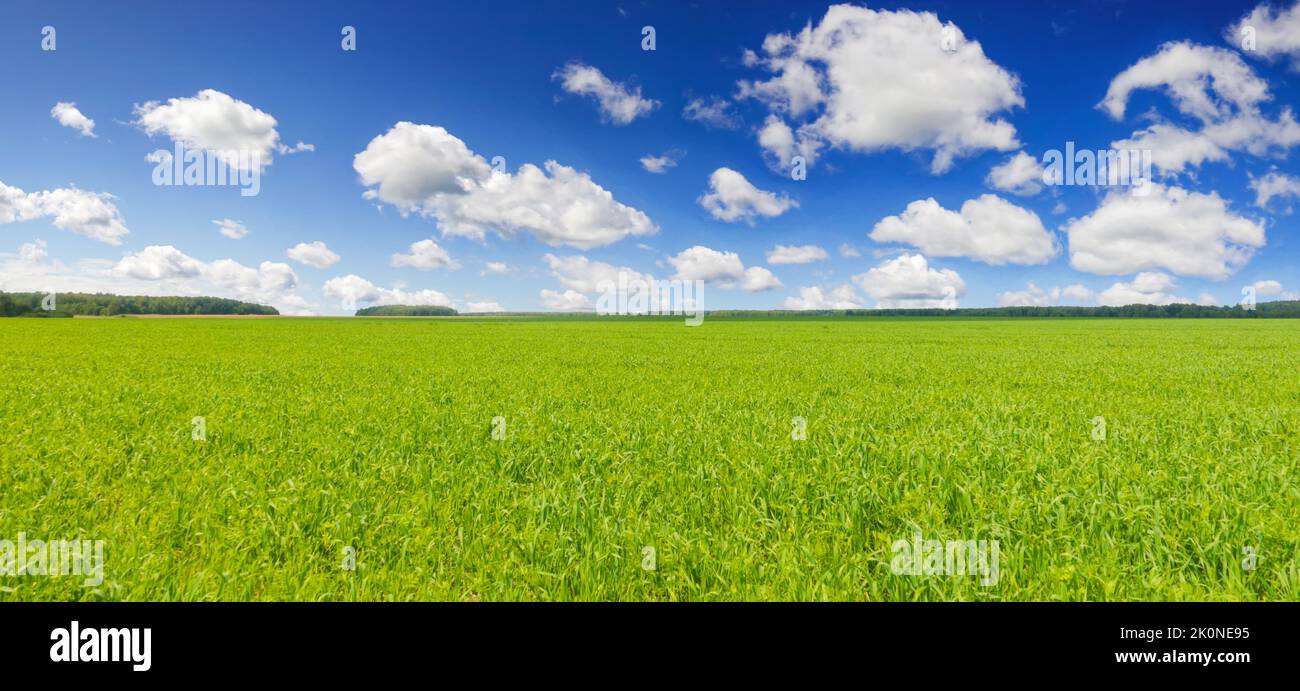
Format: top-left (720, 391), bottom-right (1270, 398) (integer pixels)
top-left (755, 115), bottom-right (818, 170)
top-left (390, 238), bottom-right (459, 270)
top-left (740, 266), bottom-right (783, 291)
top-left (1252, 279), bottom-right (1283, 295)
top-left (1246, 279), bottom-right (1298, 301)
top-left (322, 274), bottom-right (453, 309)
top-left (1101, 42), bottom-right (1300, 174)
top-left (50, 102), bottom-right (95, 137)
top-left (115, 245), bottom-right (204, 280)
top-left (739, 4), bottom-right (1023, 173)
top-left (851, 253), bottom-right (965, 308)
top-left (997, 282), bottom-right (1096, 307)
top-left (354, 122), bottom-right (656, 249)
top-left (481, 261), bottom-right (511, 275)
top-left (1100, 41), bottom-right (1268, 122)
top-left (1061, 284), bottom-right (1097, 303)
top-left (837, 243), bottom-right (861, 258)
top-left (213, 218), bottom-right (248, 239)
top-left (18, 239), bottom-right (49, 264)
top-left (869, 194), bottom-right (1056, 265)
top-left (766, 244), bottom-right (828, 265)
top-left (667, 245), bottom-right (743, 282)
top-left (640, 150), bottom-right (682, 173)
top-left (0, 181), bottom-right (129, 244)
top-left (206, 258), bottom-right (297, 299)
top-left (986, 151), bottom-right (1044, 195)
top-left (682, 96), bottom-right (741, 129)
top-left (109, 244), bottom-right (308, 312)
top-left (1226, 1), bottom-right (1300, 70)
top-left (697, 167), bottom-right (796, 223)
top-left (553, 63), bottom-right (658, 124)
top-left (286, 241), bottom-right (340, 269)
top-left (1112, 111), bottom-right (1300, 175)
top-left (133, 89), bottom-right (310, 172)
top-left (539, 288), bottom-right (593, 310)
top-left (466, 301), bottom-right (505, 313)
top-left (1064, 183), bottom-right (1264, 279)
top-left (1095, 272), bottom-right (1211, 306)
top-left (666, 245), bottom-right (781, 291)
top-left (0, 242), bottom-right (311, 314)
top-left (783, 284), bottom-right (864, 310)
top-left (544, 253), bottom-right (651, 293)
top-left (1250, 171), bottom-right (1300, 207)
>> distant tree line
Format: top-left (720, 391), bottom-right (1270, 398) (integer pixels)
top-left (706, 302), bottom-right (1300, 318)
top-left (0, 292), bottom-right (278, 317)
top-left (355, 305), bottom-right (458, 316)
top-left (354, 302), bottom-right (1300, 319)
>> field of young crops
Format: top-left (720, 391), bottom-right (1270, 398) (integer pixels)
top-left (1, 317), bottom-right (1296, 601)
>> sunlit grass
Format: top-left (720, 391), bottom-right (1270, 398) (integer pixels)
top-left (1, 317), bottom-right (1296, 601)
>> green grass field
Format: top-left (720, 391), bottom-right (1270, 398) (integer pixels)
top-left (1, 317), bottom-right (1296, 601)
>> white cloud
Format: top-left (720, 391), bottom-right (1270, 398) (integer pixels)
top-left (354, 122), bottom-right (656, 249)
top-left (1061, 284), bottom-right (1096, 303)
top-left (115, 245), bottom-right (204, 280)
top-left (1250, 171), bottom-right (1300, 207)
top-left (134, 89), bottom-right (309, 172)
top-left (390, 238), bottom-right (459, 270)
top-left (698, 167), bottom-right (796, 223)
top-left (1096, 272), bottom-right (1204, 306)
top-left (739, 5), bottom-right (1022, 173)
top-left (1065, 183), bottom-right (1265, 279)
top-left (682, 96), bottom-right (740, 129)
top-left (1226, 1), bottom-right (1300, 70)
top-left (286, 241), bottom-right (340, 269)
top-left (1113, 111), bottom-right (1300, 175)
top-left (1100, 41), bottom-right (1268, 122)
top-left (205, 258), bottom-right (297, 300)
top-left (869, 194), bottom-right (1055, 265)
top-left (213, 218), bottom-right (248, 239)
top-left (1253, 279), bottom-right (1283, 295)
top-left (997, 282), bottom-right (1059, 307)
top-left (837, 243), bottom-right (861, 258)
top-left (1101, 42), bottom-right (1300, 174)
top-left (279, 141), bottom-right (314, 154)
top-left (539, 288), bottom-right (592, 310)
top-left (740, 266), bottom-right (783, 291)
top-left (851, 253), bottom-right (965, 308)
top-left (466, 301), bottom-right (505, 313)
top-left (767, 244), bottom-right (828, 265)
top-left (553, 63), bottom-right (658, 125)
top-left (0, 244), bottom-right (311, 314)
top-left (986, 151), bottom-right (1043, 195)
top-left (664, 245), bottom-right (781, 292)
top-left (783, 284), bottom-right (864, 310)
top-left (640, 150), bottom-right (682, 173)
top-left (353, 122), bottom-right (489, 202)
top-left (107, 244), bottom-right (309, 312)
top-left (667, 245), bottom-right (744, 282)
top-left (0, 181), bottom-right (129, 244)
top-left (543, 253), bottom-right (650, 293)
top-left (50, 102), bottom-right (95, 137)
top-left (322, 274), bottom-right (453, 308)
top-left (997, 282), bottom-right (1096, 307)
top-left (1247, 279), bottom-right (1298, 301)
top-left (18, 239), bottom-right (49, 263)
top-left (481, 261), bottom-right (511, 275)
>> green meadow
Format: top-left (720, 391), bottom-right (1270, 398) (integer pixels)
top-left (1, 317), bottom-right (1296, 601)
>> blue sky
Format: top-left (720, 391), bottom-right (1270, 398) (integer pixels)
top-left (1, 0), bottom-right (1298, 314)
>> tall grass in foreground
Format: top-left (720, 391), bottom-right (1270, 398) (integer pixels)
top-left (1, 317), bottom-right (1296, 601)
